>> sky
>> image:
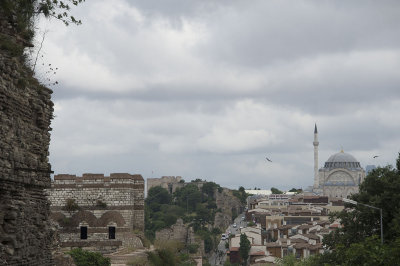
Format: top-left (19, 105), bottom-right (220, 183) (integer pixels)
top-left (33, 0), bottom-right (400, 190)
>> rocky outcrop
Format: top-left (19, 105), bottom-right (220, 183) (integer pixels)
top-left (0, 9), bottom-right (54, 265)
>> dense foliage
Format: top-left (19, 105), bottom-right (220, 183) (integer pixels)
top-left (232, 186), bottom-right (247, 204)
top-left (0, 0), bottom-right (84, 57)
top-left (67, 248), bottom-right (110, 266)
top-left (145, 181), bottom-right (223, 253)
top-left (288, 188), bottom-right (302, 193)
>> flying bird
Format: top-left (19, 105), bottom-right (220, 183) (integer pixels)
top-left (266, 157), bottom-right (272, 162)
top-left (373, 155), bottom-right (379, 158)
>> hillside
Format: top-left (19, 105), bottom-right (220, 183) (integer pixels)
top-left (145, 180), bottom-right (246, 255)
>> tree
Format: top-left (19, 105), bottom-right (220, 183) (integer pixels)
top-left (0, 1), bottom-right (84, 52)
top-left (174, 184), bottom-right (202, 212)
top-left (239, 234), bottom-right (251, 265)
top-left (271, 187), bottom-right (283, 194)
top-left (288, 188), bottom-right (302, 193)
top-left (146, 186), bottom-right (172, 206)
top-left (202, 181), bottom-right (218, 198)
top-left (233, 186), bottom-right (247, 204)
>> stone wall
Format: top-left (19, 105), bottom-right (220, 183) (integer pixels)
top-left (147, 176), bottom-right (184, 194)
top-left (47, 173), bottom-right (144, 253)
top-left (214, 188), bottom-right (244, 230)
top-left (155, 219), bottom-right (204, 255)
top-left (0, 10), bottom-right (55, 266)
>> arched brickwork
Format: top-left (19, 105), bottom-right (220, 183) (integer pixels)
top-left (70, 210), bottom-right (98, 227)
top-left (98, 211), bottom-right (126, 227)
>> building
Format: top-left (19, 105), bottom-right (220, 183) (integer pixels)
top-left (313, 124), bottom-right (366, 198)
top-left (47, 173), bottom-right (144, 253)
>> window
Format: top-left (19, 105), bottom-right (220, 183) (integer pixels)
top-left (80, 226), bottom-right (87, 239)
top-left (109, 226), bottom-right (116, 239)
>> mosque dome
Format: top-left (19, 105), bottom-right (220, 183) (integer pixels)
top-left (323, 150), bottom-right (361, 169)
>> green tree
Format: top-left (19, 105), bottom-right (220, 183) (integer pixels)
top-left (288, 188), bottom-right (302, 193)
top-left (174, 184), bottom-right (202, 212)
top-left (271, 187), bottom-right (283, 194)
top-left (146, 186), bottom-right (172, 205)
top-left (202, 182), bottom-right (218, 198)
top-left (232, 186), bottom-right (247, 204)
top-left (239, 234), bottom-right (251, 265)
top-left (0, 0), bottom-right (84, 59)
top-left (67, 248), bottom-right (110, 266)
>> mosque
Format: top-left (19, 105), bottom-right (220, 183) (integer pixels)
top-left (312, 124), bottom-right (366, 198)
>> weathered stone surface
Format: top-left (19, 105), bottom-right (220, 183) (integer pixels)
top-left (0, 8), bottom-right (54, 265)
top-left (156, 218), bottom-right (204, 255)
top-left (214, 188), bottom-right (244, 230)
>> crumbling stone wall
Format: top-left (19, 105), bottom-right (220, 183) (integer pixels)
top-left (0, 11), bottom-right (54, 266)
top-left (214, 188), bottom-right (244, 230)
top-left (155, 219), bottom-right (204, 255)
top-left (48, 173), bottom-right (144, 254)
top-left (147, 176), bottom-right (184, 194)
top-left (147, 176), bottom-right (209, 195)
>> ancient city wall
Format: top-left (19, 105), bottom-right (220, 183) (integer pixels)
top-left (147, 176), bottom-right (184, 194)
top-left (0, 10), bottom-right (54, 266)
top-left (48, 173), bottom-right (144, 253)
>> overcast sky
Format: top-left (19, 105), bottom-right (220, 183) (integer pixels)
top-left (35, 0), bottom-right (400, 190)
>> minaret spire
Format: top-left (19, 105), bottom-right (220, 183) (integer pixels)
top-left (313, 123), bottom-right (319, 189)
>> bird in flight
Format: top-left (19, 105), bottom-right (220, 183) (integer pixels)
top-left (373, 155), bottom-right (379, 158)
top-left (266, 157), bottom-right (272, 162)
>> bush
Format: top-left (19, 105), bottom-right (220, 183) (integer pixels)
top-left (96, 200), bottom-right (107, 209)
top-left (187, 243), bottom-right (199, 254)
top-left (63, 198), bottom-right (80, 214)
top-left (247, 221), bottom-right (255, 227)
top-left (67, 248), bottom-right (110, 266)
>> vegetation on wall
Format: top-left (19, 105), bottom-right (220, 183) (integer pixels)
top-left (0, 0), bottom-right (84, 40)
top-left (63, 198), bottom-right (80, 214)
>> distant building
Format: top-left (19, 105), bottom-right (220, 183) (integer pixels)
top-left (245, 189), bottom-right (272, 196)
top-left (312, 124), bottom-right (366, 198)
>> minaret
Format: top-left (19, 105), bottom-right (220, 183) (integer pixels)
top-left (313, 123), bottom-right (319, 189)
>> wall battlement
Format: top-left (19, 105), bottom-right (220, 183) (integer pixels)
top-left (48, 173), bottom-right (145, 254)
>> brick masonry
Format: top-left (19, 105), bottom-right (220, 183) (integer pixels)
top-left (47, 173), bottom-right (145, 253)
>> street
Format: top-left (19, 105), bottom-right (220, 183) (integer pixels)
top-left (209, 213), bottom-right (246, 265)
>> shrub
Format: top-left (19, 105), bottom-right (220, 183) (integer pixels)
top-left (67, 248), bottom-right (110, 266)
top-left (187, 243), bottom-right (199, 254)
top-left (63, 198), bottom-right (79, 214)
top-left (96, 200), bottom-right (107, 208)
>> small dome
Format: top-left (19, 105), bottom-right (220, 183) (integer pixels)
top-left (324, 151), bottom-right (361, 169)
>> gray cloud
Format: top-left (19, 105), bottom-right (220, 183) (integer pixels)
top-left (35, 0), bottom-right (400, 190)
